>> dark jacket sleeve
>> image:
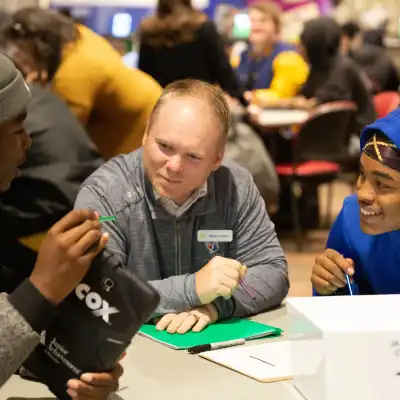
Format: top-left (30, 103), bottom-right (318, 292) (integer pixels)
top-left (0, 279), bottom-right (57, 387)
top-left (200, 20), bottom-right (244, 100)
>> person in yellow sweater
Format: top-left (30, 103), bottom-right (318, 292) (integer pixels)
top-left (2, 7), bottom-right (162, 159)
top-left (235, 2), bottom-right (309, 106)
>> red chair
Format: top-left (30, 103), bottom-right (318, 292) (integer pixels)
top-left (373, 92), bottom-right (400, 119)
top-left (276, 101), bottom-right (358, 251)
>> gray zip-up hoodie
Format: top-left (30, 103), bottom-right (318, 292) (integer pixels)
top-left (74, 149), bottom-right (289, 319)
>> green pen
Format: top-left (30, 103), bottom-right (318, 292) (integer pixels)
top-left (99, 215), bottom-right (117, 223)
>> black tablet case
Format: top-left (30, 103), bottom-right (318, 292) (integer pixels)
top-left (22, 250), bottom-right (160, 399)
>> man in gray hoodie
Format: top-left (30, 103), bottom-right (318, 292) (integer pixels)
top-left (0, 53), bottom-right (122, 398)
top-left (75, 79), bottom-right (289, 334)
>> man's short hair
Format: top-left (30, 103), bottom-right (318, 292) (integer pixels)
top-left (149, 79), bottom-right (232, 144)
top-left (249, 1), bottom-right (282, 32)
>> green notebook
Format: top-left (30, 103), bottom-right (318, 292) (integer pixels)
top-left (139, 318), bottom-right (283, 350)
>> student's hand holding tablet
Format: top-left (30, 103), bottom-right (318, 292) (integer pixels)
top-left (312, 249), bottom-right (355, 295)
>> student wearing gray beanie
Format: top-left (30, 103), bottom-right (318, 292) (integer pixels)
top-left (0, 52), bottom-right (31, 192)
top-left (0, 55), bottom-right (122, 397)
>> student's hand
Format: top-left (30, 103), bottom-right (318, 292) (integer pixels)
top-left (66, 363), bottom-right (124, 399)
top-left (195, 256), bottom-right (247, 304)
top-left (244, 90), bottom-right (253, 103)
top-left (156, 304), bottom-right (218, 334)
top-left (290, 96), bottom-right (316, 110)
top-left (312, 249), bottom-right (355, 295)
top-left (30, 209), bottom-right (109, 305)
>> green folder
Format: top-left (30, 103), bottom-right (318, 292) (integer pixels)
top-left (138, 318), bottom-right (283, 350)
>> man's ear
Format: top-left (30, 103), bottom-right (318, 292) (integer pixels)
top-left (211, 149), bottom-right (225, 171)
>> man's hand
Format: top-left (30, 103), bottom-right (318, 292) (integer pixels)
top-left (30, 209), bottom-right (109, 305)
top-left (156, 304), bottom-right (218, 334)
top-left (312, 249), bottom-right (355, 295)
top-left (195, 256), bottom-right (247, 304)
top-left (66, 363), bottom-right (123, 399)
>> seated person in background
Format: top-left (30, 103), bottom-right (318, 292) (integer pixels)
top-left (2, 7), bottom-right (162, 159)
top-left (236, 1), bottom-right (309, 106)
top-left (74, 79), bottom-right (289, 334)
top-left (138, 0), bottom-right (243, 102)
top-left (312, 109), bottom-right (400, 296)
top-left (340, 21), bottom-right (400, 94)
top-left (294, 17), bottom-right (376, 131)
top-left (0, 52), bottom-right (120, 398)
top-left (0, 33), bottom-right (104, 287)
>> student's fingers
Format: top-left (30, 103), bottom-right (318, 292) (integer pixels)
top-left (80, 363), bottom-right (124, 386)
top-left (79, 233), bottom-right (109, 262)
top-left (345, 258), bottom-right (355, 273)
top-left (319, 257), bottom-right (347, 284)
top-left (345, 259), bottom-right (355, 282)
top-left (62, 219), bottom-right (101, 247)
top-left (325, 249), bottom-right (354, 275)
top-left (72, 229), bottom-right (103, 255)
top-left (314, 263), bottom-right (345, 288)
top-left (51, 209), bottom-right (98, 234)
top-left (311, 275), bottom-right (337, 294)
top-left (156, 314), bottom-right (176, 331)
top-left (176, 314), bottom-right (198, 334)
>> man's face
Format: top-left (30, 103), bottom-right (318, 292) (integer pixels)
top-left (142, 96), bottom-right (224, 205)
top-left (249, 9), bottom-right (277, 47)
top-left (357, 153), bottom-right (400, 235)
top-left (0, 112), bottom-right (31, 192)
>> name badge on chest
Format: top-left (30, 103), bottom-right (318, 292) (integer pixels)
top-left (197, 230), bottom-right (233, 243)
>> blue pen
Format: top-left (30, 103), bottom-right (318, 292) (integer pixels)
top-left (345, 274), bottom-right (353, 296)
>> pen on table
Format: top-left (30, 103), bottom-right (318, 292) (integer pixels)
top-left (345, 273), bottom-right (353, 296)
top-left (99, 215), bottom-right (117, 223)
top-left (188, 339), bottom-right (246, 355)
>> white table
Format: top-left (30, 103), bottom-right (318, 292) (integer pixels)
top-left (258, 109), bottom-right (310, 127)
top-left (0, 307), bottom-right (306, 400)
top-left (247, 105), bottom-right (310, 128)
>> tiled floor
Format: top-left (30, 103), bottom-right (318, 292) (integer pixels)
top-left (280, 181), bottom-right (354, 298)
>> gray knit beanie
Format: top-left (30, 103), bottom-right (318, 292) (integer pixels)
top-left (0, 52), bottom-right (30, 123)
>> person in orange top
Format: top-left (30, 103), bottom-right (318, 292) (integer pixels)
top-left (3, 7), bottom-right (162, 159)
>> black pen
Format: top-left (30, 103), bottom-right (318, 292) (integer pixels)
top-left (188, 339), bottom-right (245, 354)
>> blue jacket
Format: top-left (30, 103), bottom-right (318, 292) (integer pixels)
top-left (326, 194), bottom-right (400, 295)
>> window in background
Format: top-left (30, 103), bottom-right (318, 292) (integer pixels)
top-left (111, 12), bottom-right (133, 38)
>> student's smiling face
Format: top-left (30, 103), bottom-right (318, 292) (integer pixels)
top-left (357, 153), bottom-right (400, 235)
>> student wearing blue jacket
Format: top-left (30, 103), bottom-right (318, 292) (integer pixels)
top-left (312, 108), bottom-right (400, 296)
